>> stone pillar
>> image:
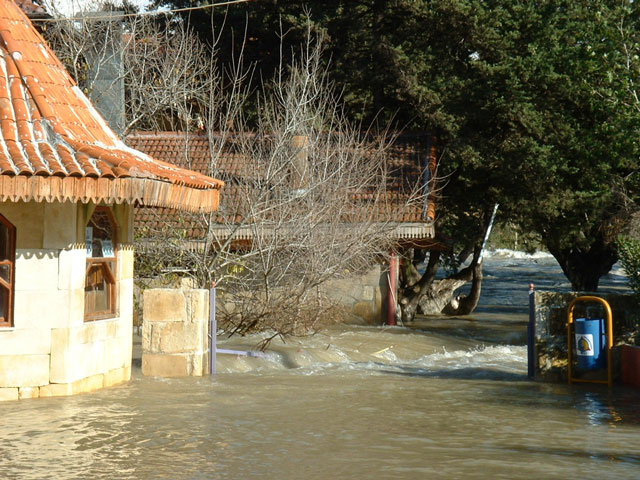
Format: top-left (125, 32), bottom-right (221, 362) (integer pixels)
top-left (142, 288), bottom-right (209, 377)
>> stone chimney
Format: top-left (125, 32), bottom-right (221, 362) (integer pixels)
top-left (83, 11), bottom-right (126, 136)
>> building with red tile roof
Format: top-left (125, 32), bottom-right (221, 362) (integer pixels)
top-left (0, 0), bottom-right (223, 401)
top-left (127, 130), bottom-right (440, 326)
top-left (0, 2), bottom-right (223, 210)
top-left (128, 130), bottom-right (438, 248)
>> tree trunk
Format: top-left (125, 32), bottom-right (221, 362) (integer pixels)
top-left (417, 276), bottom-right (469, 315)
top-left (397, 248), bottom-right (485, 321)
top-left (398, 250), bottom-right (441, 323)
top-left (547, 237), bottom-right (617, 291)
top-left (441, 260), bottom-right (483, 315)
top-left (418, 258), bottom-right (480, 315)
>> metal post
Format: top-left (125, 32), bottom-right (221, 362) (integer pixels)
top-left (209, 281), bottom-right (217, 375)
top-left (527, 283), bottom-right (536, 379)
top-left (386, 252), bottom-right (397, 326)
top-left (478, 203), bottom-right (499, 262)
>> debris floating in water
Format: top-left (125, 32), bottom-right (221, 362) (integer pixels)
top-left (372, 345), bottom-right (396, 356)
top-left (216, 348), bottom-right (266, 358)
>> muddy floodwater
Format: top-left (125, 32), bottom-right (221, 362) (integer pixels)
top-left (2, 251), bottom-right (640, 479)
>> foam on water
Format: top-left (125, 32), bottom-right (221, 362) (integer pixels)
top-left (484, 248), bottom-right (554, 260)
top-left (214, 326), bottom-right (528, 381)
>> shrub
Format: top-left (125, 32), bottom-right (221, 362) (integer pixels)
top-left (617, 235), bottom-right (640, 302)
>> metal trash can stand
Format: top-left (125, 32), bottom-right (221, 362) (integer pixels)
top-left (567, 296), bottom-right (613, 386)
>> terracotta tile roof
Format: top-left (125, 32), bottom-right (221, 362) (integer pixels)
top-left (127, 131), bottom-right (437, 242)
top-left (125, 130), bottom-right (255, 177)
top-left (0, 1), bottom-right (223, 212)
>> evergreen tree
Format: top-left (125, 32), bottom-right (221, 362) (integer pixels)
top-left (158, 0), bottom-right (640, 291)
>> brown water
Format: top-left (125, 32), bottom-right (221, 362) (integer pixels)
top-left (2, 252), bottom-right (639, 479)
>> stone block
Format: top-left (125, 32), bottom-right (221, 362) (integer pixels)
top-left (142, 353), bottom-right (189, 377)
top-left (187, 289), bottom-right (209, 323)
top-left (104, 366), bottom-right (130, 387)
top-left (118, 249), bottom-right (134, 280)
top-left (223, 301), bottom-right (236, 314)
top-left (39, 383), bottom-right (73, 398)
top-left (0, 387), bottom-right (19, 402)
top-left (58, 248), bottom-right (86, 291)
top-left (0, 355), bottom-right (49, 387)
top-left (14, 251), bottom-right (59, 292)
top-left (67, 288), bottom-right (85, 326)
top-left (50, 327), bottom-right (71, 356)
top-left (143, 289), bottom-right (187, 323)
top-left (201, 315), bottom-right (210, 351)
top-left (362, 286), bottom-right (374, 301)
top-left (180, 277), bottom-right (197, 289)
top-left (71, 374), bottom-right (105, 394)
top-left (374, 287), bottom-right (383, 313)
top-left (143, 321), bottom-right (201, 355)
top-left (203, 351), bottom-right (210, 375)
top-left (18, 387), bottom-right (40, 400)
top-left (190, 354), bottom-right (205, 377)
top-left (3, 202), bottom-right (45, 249)
top-left (0, 327), bottom-right (51, 355)
top-left (13, 289), bottom-right (70, 329)
top-left (362, 264), bottom-right (383, 286)
top-left (105, 336), bottom-right (129, 371)
top-left (352, 301), bottom-right (375, 323)
top-left (157, 321), bottom-right (203, 354)
top-left (106, 319), bottom-right (119, 338)
top-left (0, 202), bottom-right (45, 249)
top-left (71, 321), bottom-right (107, 345)
top-left (50, 330), bottom-right (108, 383)
top-left (49, 348), bottom-right (73, 384)
top-left (141, 321), bottom-right (154, 352)
top-left (120, 312), bottom-right (133, 340)
top-left (119, 279), bottom-right (134, 320)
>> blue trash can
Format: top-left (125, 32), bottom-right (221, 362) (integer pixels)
top-left (574, 318), bottom-right (606, 370)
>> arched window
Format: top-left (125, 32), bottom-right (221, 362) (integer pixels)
top-left (85, 207), bottom-right (118, 321)
top-left (0, 214), bottom-right (15, 327)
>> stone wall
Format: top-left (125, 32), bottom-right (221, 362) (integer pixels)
top-left (0, 201), bottom-right (133, 401)
top-left (142, 287), bottom-right (209, 377)
top-left (135, 264), bottom-right (390, 333)
top-left (320, 264), bottom-right (388, 325)
top-left (534, 291), bottom-right (640, 383)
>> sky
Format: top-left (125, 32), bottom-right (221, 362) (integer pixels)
top-left (41, 0), bottom-right (153, 17)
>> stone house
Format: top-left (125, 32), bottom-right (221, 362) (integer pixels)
top-left (0, 1), bottom-right (223, 400)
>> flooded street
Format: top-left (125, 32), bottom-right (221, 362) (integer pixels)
top-left (2, 251), bottom-right (640, 479)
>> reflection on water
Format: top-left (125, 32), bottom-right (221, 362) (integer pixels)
top-left (1, 251), bottom-right (639, 479)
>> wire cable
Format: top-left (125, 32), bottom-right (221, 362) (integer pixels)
top-left (32, 0), bottom-right (254, 22)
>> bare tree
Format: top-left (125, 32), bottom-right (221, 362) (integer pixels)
top-left (41, 4), bottom-right (213, 134)
top-left (135, 29), bottom-right (427, 346)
